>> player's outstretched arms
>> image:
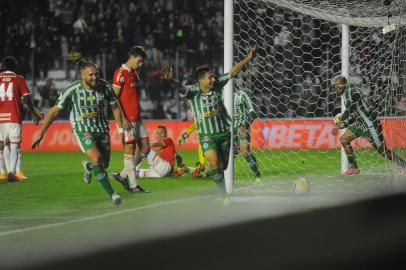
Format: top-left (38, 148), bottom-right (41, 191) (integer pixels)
top-left (32, 106), bottom-right (61, 149)
top-left (228, 45), bottom-right (256, 78)
top-left (161, 66), bottom-right (187, 95)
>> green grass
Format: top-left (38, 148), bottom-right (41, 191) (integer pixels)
top-left (0, 149), bottom-right (405, 269)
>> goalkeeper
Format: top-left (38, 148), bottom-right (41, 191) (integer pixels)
top-left (332, 75), bottom-right (406, 175)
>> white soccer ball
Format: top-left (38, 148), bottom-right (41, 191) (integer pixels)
top-left (293, 177), bottom-right (311, 194)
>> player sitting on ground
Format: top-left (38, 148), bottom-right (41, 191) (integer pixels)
top-left (162, 46), bottom-right (257, 205)
top-left (111, 126), bottom-right (175, 188)
top-left (331, 75), bottom-right (406, 175)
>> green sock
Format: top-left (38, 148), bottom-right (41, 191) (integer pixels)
top-left (245, 153), bottom-right (261, 178)
top-left (211, 169), bottom-right (226, 198)
top-left (86, 162), bottom-right (93, 171)
top-left (347, 154), bottom-right (358, 168)
top-left (92, 165), bottom-right (114, 197)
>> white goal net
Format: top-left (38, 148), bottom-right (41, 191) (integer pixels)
top-left (232, 0), bottom-right (406, 194)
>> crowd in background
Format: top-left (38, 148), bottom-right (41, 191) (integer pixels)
top-left (1, 0), bottom-right (405, 120)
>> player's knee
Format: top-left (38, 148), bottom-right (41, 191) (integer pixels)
top-left (340, 136), bottom-right (350, 146)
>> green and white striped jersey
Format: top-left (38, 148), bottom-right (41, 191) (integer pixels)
top-left (185, 74), bottom-right (231, 136)
top-left (234, 88), bottom-right (255, 129)
top-left (56, 79), bottom-right (117, 133)
top-left (342, 85), bottom-right (377, 126)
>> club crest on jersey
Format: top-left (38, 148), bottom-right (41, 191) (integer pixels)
top-left (202, 143), bottom-right (209, 150)
top-left (201, 136), bottom-right (209, 142)
top-left (87, 95), bottom-right (96, 103)
top-left (85, 139), bottom-right (92, 145)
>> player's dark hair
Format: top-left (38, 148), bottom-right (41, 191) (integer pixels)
top-left (1, 56), bottom-right (18, 72)
top-left (77, 58), bottom-right (97, 70)
top-left (128, 46), bottom-right (147, 59)
top-left (157, 125), bottom-right (167, 134)
top-left (195, 66), bottom-right (211, 81)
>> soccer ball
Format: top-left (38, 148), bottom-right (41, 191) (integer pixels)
top-left (293, 177), bottom-right (311, 194)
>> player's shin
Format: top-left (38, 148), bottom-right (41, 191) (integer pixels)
top-left (16, 148), bottom-right (22, 173)
top-left (124, 154), bottom-right (138, 188)
top-left (8, 143), bottom-right (18, 174)
top-left (0, 149), bottom-right (6, 174)
top-left (245, 153), bottom-right (260, 178)
top-left (3, 144), bottom-right (10, 172)
top-left (92, 165), bottom-right (114, 197)
top-left (211, 168), bottom-right (227, 198)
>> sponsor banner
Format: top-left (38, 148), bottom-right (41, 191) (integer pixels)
top-left (20, 119), bottom-right (406, 151)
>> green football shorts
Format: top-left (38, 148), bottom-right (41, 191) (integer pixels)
top-left (73, 130), bottom-right (111, 156)
top-left (348, 120), bottom-right (384, 148)
top-left (199, 132), bottom-right (231, 157)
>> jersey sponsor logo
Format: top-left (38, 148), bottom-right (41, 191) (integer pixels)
top-left (81, 111), bottom-right (98, 118)
top-left (202, 143), bottom-right (209, 150)
top-left (87, 95), bottom-right (96, 102)
top-left (85, 138), bottom-right (92, 145)
top-left (203, 108), bottom-right (220, 118)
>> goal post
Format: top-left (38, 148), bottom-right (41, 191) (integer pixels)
top-left (226, 0), bottom-right (406, 194)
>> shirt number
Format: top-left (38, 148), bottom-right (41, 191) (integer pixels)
top-left (0, 82), bottom-right (13, 101)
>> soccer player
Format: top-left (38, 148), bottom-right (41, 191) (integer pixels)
top-left (32, 59), bottom-right (125, 205)
top-left (162, 46), bottom-right (257, 205)
top-left (332, 75), bottom-right (406, 175)
top-left (109, 46), bottom-right (150, 193)
top-left (0, 56), bottom-right (43, 182)
top-left (233, 87), bottom-right (262, 182)
top-left (176, 122), bottom-right (210, 178)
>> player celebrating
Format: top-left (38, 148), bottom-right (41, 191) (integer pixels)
top-left (0, 56), bottom-right (43, 182)
top-left (162, 46), bottom-right (256, 205)
top-left (233, 87), bottom-right (261, 182)
top-left (332, 75), bottom-right (406, 175)
top-left (32, 59), bottom-right (125, 205)
top-left (110, 46), bottom-right (150, 193)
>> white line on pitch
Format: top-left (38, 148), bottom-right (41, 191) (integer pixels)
top-left (0, 195), bottom-right (215, 237)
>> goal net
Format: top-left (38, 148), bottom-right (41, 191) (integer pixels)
top-left (232, 0), bottom-right (406, 194)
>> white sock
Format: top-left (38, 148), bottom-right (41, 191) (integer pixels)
top-left (0, 150), bottom-right (6, 174)
top-left (8, 143), bottom-right (18, 174)
top-left (124, 154), bottom-right (137, 188)
top-left (3, 144), bottom-right (10, 172)
top-left (16, 148), bottom-right (22, 173)
top-left (119, 168), bottom-right (128, 178)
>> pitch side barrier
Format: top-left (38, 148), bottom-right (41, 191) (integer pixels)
top-left (20, 117), bottom-right (406, 151)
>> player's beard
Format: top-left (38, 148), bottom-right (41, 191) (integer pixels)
top-left (88, 78), bottom-right (97, 89)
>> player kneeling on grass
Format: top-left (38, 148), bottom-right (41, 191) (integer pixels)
top-left (32, 59), bottom-right (126, 206)
top-left (162, 46), bottom-right (257, 205)
top-left (331, 75), bottom-right (406, 175)
top-left (176, 122), bottom-right (210, 178)
top-left (110, 126), bottom-right (175, 188)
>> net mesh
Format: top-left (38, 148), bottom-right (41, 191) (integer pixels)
top-left (233, 0), bottom-right (406, 194)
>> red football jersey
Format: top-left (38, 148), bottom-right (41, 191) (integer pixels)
top-left (113, 64), bottom-right (142, 122)
top-left (0, 71), bottom-right (30, 124)
top-left (159, 137), bottom-right (176, 167)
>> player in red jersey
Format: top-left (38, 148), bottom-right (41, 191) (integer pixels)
top-left (137, 125), bottom-right (175, 178)
top-left (109, 46), bottom-right (150, 192)
top-left (0, 57), bottom-right (43, 181)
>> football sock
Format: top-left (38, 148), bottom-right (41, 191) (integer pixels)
top-left (3, 144), bottom-right (10, 172)
top-left (119, 168), bottom-right (128, 179)
top-left (8, 143), bottom-right (18, 174)
top-left (124, 154), bottom-right (137, 188)
top-left (85, 161), bottom-right (93, 172)
top-left (347, 154), bottom-right (358, 168)
top-left (92, 165), bottom-right (114, 197)
top-left (245, 153), bottom-right (261, 178)
top-left (0, 150), bottom-right (5, 174)
top-left (16, 148), bottom-right (22, 173)
top-left (212, 169), bottom-right (227, 198)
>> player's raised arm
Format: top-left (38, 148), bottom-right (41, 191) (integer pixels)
top-left (228, 46), bottom-right (256, 78)
top-left (161, 66), bottom-right (187, 95)
top-left (32, 106), bottom-right (61, 149)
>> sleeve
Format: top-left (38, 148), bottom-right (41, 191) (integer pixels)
top-left (164, 138), bottom-right (174, 148)
top-left (105, 82), bottom-right (118, 106)
top-left (342, 92), bottom-right (361, 122)
top-left (242, 90), bottom-right (255, 114)
top-left (112, 68), bottom-right (123, 89)
top-left (56, 87), bottom-right (74, 109)
top-left (182, 84), bottom-right (197, 99)
top-left (18, 77), bottom-right (30, 97)
top-left (214, 73), bottom-right (231, 90)
top-left (185, 123), bottom-right (197, 136)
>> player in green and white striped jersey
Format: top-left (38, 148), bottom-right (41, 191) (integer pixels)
top-left (162, 46), bottom-right (256, 205)
top-left (332, 75), bottom-right (406, 175)
top-left (233, 88), bottom-right (261, 182)
top-left (32, 59), bottom-right (126, 205)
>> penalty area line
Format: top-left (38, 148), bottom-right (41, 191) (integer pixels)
top-left (0, 195), bottom-right (215, 237)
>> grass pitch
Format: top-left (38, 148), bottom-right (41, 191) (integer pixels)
top-left (0, 149), bottom-right (404, 269)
